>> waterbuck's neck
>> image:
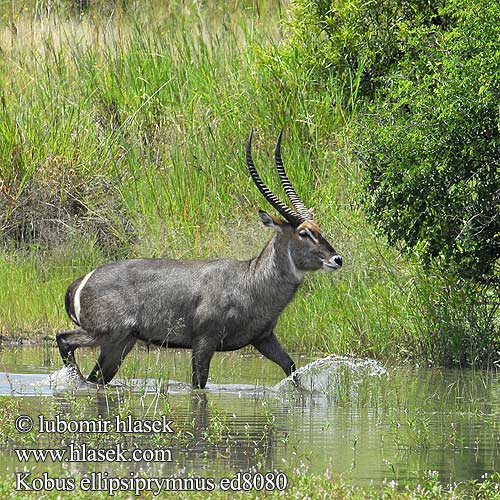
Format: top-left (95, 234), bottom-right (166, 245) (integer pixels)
top-left (248, 233), bottom-right (304, 300)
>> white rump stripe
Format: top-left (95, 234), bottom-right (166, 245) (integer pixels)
top-left (74, 270), bottom-right (95, 325)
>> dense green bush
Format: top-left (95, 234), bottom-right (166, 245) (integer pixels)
top-left (358, 0), bottom-right (500, 284)
top-left (272, 0), bottom-right (499, 285)
top-left (268, 0), bottom-right (444, 98)
top-left (357, 0), bottom-right (500, 359)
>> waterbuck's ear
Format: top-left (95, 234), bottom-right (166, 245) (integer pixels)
top-left (259, 210), bottom-right (283, 232)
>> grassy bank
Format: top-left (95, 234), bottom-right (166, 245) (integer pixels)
top-left (0, 471), bottom-right (499, 499)
top-left (0, 0), bottom-right (496, 366)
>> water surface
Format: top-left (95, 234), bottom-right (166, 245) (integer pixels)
top-left (0, 345), bottom-right (498, 487)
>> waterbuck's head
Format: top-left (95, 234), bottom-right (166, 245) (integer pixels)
top-left (246, 130), bottom-right (342, 273)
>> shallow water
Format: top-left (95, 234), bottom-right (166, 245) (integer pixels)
top-left (0, 345), bottom-right (499, 487)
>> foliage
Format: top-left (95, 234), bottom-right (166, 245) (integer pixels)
top-left (411, 270), bottom-right (499, 367)
top-left (271, 0), bottom-right (499, 284)
top-left (265, 0), bottom-right (445, 98)
top-left (359, 0), bottom-right (500, 284)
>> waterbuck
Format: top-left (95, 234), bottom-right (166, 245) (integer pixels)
top-left (56, 131), bottom-right (342, 388)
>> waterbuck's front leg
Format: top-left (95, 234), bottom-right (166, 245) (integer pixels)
top-left (87, 335), bottom-right (137, 385)
top-left (252, 332), bottom-right (296, 377)
top-left (191, 336), bottom-right (216, 389)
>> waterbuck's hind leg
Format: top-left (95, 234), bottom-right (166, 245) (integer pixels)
top-left (252, 332), bottom-right (296, 377)
top-left (56, 328), bottom-right (100, 378)
top-left (87, 335), bottom-right (137, 385)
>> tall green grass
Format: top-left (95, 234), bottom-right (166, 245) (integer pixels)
top-left (0, 0), bottom-right (492, 366)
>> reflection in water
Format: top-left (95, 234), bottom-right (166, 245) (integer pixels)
top-left (0, 347), bottom-right (498, 487)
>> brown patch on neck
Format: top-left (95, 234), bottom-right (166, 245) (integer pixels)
top-left (269, 214), bottom-right (286, 226)
top-left (297, 220), bottom-right (320, 232)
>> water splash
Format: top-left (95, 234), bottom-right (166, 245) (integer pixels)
top-left (274, 355), bottom-right (387, 398)
top-left (0, 368), bottom-right (90, 396)
top-left (48, 366), bottom-right (92, 392)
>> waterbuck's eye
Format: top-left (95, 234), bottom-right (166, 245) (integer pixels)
top-left (298, 228), bottom-right (319, 243)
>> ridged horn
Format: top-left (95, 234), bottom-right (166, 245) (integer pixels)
top-left (274, 129), bottom-right (313, 221)
top-left (246, 130), bottom-right (303, 227)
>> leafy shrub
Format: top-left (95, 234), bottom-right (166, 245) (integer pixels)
top-left (355, 0), bottom-right (500, 366)
top-left (267, 0), bottom-right (444, 97)
top-left (358, 0), bottom-right (500, 284)
top-left (272, 0), bottom-right (499, 284)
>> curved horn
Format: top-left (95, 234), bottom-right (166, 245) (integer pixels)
top-left (246, 130), bottom-right (303, 227)
top-left (274, 129), bottom-right (313, 221)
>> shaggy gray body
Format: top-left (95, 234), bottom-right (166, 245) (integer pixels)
top-left (57, 227), bottom-right (308, 388)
